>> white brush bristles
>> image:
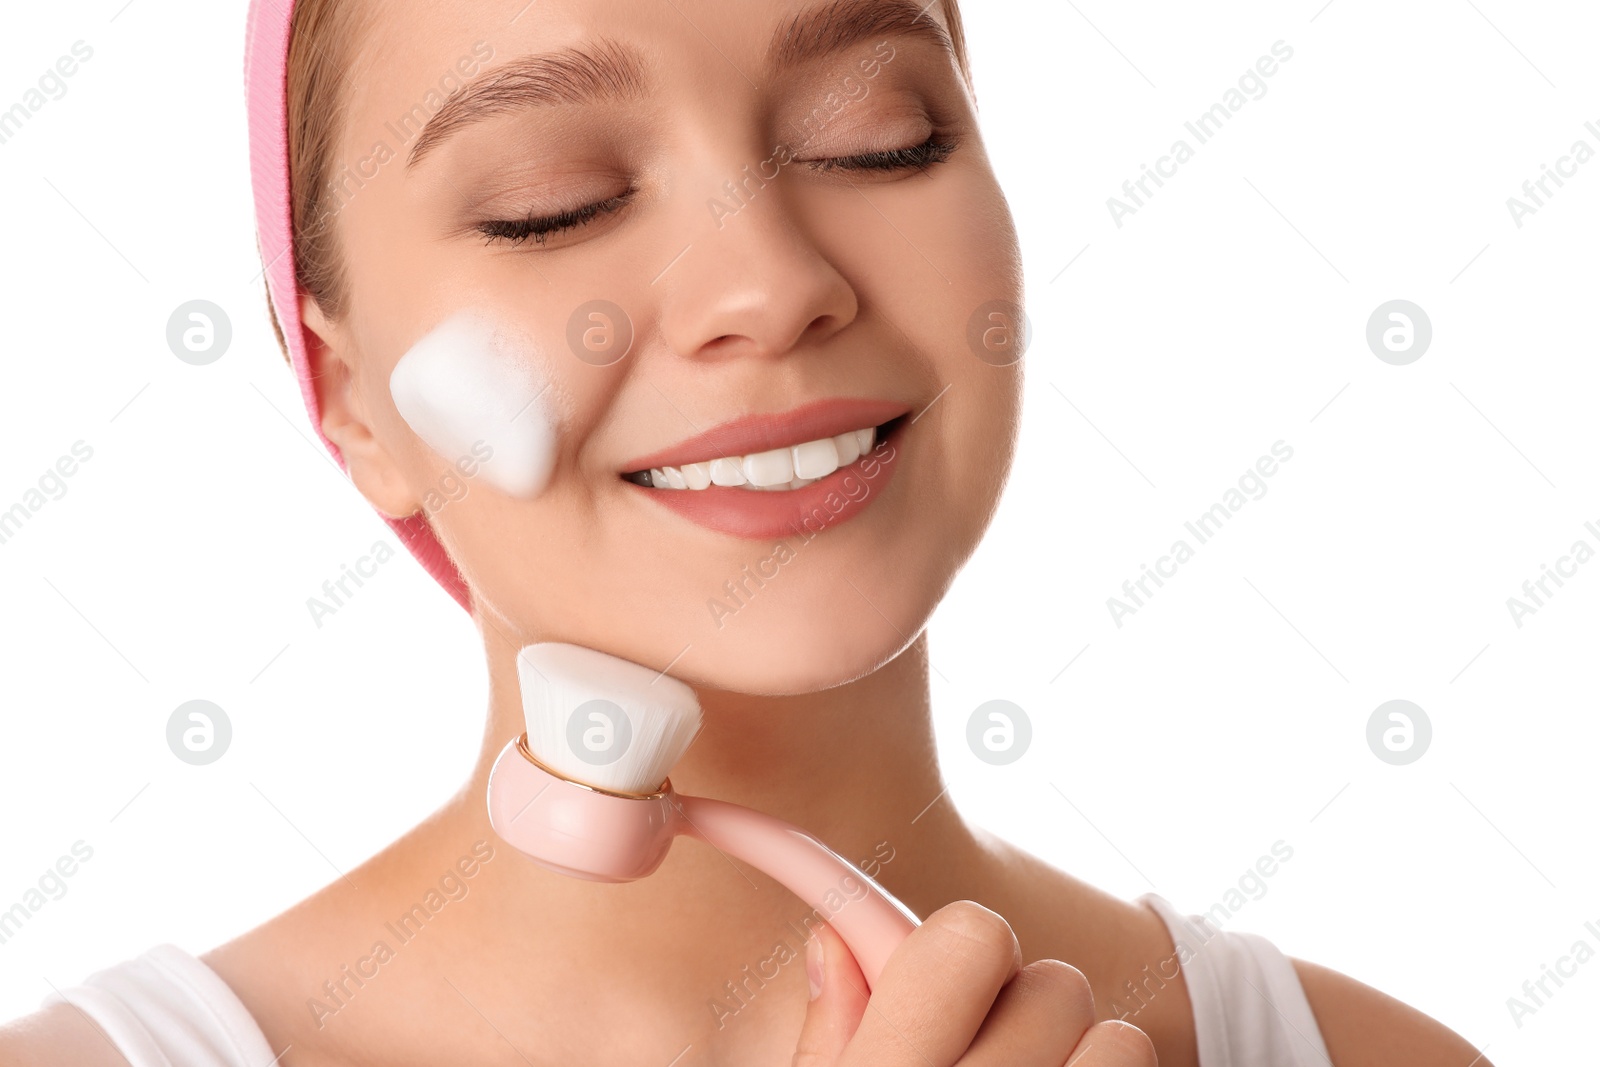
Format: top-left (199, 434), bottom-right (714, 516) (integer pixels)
top-left (516, 643), bottom-right (703, 795)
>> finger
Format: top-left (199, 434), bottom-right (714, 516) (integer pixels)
top-left (791, 918), bottom-right (870, 1067)
top-left (841, 900), bottom-right (1022, 1065)
top-left (1060, 1021), bottom-right (1159, 1067)
top-left (958, 959), bottom-right (1097, 1066)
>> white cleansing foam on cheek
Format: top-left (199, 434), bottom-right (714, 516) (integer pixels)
top-left (388, 309), bottom-right (560, 499)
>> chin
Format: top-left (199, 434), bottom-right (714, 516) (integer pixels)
top-left (661, 534), bottom-right (962, 695)
top-left (670, 597), bottom-right (927, 697)
top-left (475, 542), bottom-right (946, 697)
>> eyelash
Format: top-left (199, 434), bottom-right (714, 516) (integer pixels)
top-left (805, 132), bottom-right (958, 174)
top-left (476, 132), bottom-right (960, 248)
top-left (477, 194), bottom-right (635, 248)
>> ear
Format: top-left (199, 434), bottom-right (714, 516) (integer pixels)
top-left (300, 295), bottom-right (422, 521)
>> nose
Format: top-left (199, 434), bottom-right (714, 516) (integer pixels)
top-left (656, 173), bottom-right (860, 364)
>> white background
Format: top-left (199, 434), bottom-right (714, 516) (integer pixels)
top-left (2, 1), bottom-right (1596, 1062)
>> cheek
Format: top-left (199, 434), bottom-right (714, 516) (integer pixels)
top-left (388, 308), bottom-right (562, 499)
top-left (424, 486), bottom-right (590, 623)
top-left (932, 169), bottom-right (1027, 496)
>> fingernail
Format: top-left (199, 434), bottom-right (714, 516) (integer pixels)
top-left (806, 934), bottom-right (824, 1000)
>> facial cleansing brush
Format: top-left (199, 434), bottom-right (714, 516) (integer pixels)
top-left (486, 642), bottom-right (920, 989)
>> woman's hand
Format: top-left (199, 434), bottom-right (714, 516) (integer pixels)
top-left (792, 900), bottom-right (1158, 1067)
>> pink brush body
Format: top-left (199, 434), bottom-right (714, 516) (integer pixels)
top-left (486, 734), bottom-right (919, 989)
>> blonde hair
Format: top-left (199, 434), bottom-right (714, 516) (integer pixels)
top-left (268, 0), bottom-right (971, 361)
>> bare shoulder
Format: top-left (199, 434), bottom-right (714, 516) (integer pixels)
top-left (198, 887), bottom-right (357, 1064)
top-left (0, 1001), bottom-right (134, 1067)
top-left (1291, 957), bottom-right (1492, 1067)
top-left (966, 831), bottom-right (1200, 1067)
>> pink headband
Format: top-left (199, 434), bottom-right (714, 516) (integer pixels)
top-left (243, 0), bottom-right (473, 614)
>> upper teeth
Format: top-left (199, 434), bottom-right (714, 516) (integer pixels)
top-left (645, 426), bottom-right (876, 491)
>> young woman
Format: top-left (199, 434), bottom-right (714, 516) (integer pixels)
top-left (4, 0), bottom-right (1488, 1063)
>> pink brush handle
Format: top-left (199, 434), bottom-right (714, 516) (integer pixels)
top-left (672, 795), bottom-right (919, 989)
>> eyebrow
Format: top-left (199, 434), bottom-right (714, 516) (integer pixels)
top-left (406, 0), bottom-right (955, 169)
top-left (769, 0), bottom-right (955, 71)
top-left (407, 40), bottom-right (649, 168)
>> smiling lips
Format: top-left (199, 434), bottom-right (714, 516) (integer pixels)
top-left (637, 425), bottom-right (879, 491)
top-left (621, 397), bottom-right (910, 539)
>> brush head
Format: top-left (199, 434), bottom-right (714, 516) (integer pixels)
top-left (516, 643), bottom-right (702, 795)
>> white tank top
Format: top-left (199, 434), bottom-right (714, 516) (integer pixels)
top-left (40, 893), bottom-right (1331, 1066)
top-left (1137, 893), bottom-right (1333, 1065)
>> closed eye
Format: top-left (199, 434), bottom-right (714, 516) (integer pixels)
top-left (476, 132), bottom-right (959, 248)
top-left (476, 192), bottom-right (636, 248)
top-left (804, 131), bottom-right (958, 173)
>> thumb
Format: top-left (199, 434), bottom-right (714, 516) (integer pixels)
top-left (791, 918), bottom-right (871, 1066)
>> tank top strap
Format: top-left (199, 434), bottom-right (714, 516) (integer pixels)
top-left (41, 944), bottom-right (278, 1067)
top-left (1138, 892), bottom-right (1333, 1066)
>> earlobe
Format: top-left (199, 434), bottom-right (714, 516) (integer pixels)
top-left (299, 297), bottom-right (423, 521)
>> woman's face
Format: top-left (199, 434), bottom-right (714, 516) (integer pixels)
top-left (311, 0), bottom-right (1025, 694)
